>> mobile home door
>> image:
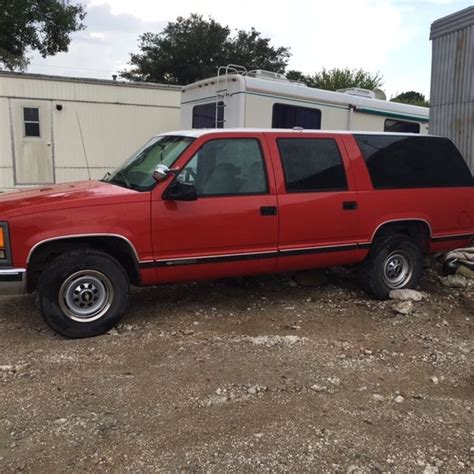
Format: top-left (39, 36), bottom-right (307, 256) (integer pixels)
top-left (10, 99), bottom-right (54, 185)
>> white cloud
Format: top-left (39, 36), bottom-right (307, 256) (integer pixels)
top-left (27, 2), bottom-right (165, 78)
top-left (89, 32), bottom-right (105, 39)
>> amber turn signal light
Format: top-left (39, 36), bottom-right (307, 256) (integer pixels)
top-left (0, 227), bottom-right (4, 249)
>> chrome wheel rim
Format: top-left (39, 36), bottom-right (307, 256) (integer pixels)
top-left (59, 270), bottom-right (114, 323)
top-left (382, 251), bottom-right (413, 289)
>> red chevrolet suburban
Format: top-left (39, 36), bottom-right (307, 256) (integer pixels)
top-left (0, 129), bottom-right (473, 338)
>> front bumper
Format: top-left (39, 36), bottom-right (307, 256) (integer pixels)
top-left (0, 268), bottom-right (27, 296)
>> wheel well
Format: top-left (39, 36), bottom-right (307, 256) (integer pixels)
top-left (372, 220), bottom-right (431, 252)
top-left (27, 237), bottom-right (141, 293)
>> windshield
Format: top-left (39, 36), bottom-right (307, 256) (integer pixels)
top-left (104, 135), bottom-right (195, 191)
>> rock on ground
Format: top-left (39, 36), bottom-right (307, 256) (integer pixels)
top-left (392, 300), bottom-right (414, 315)
top-left (389, 289), bottom-right (424, 302)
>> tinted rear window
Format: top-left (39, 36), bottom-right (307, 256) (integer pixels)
top-left (277, 138), bottom-right (348, 192)
top-left (355, 135), bottom-right (473, 189)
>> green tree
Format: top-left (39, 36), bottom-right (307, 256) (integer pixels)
top-left (0, 0), bottom-right (86, 71)
top-left (391, 91), bottom-right (429, 107)
top-left (287, 67), bottom-right (383, 92)
top-left (286, 70), bottom-right (309, 82)
top-left (228, 28), bottom-right (290, 74)
top-left (120, 14), bottom-right (290, 85)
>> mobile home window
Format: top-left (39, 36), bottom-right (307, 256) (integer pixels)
top-left (277, 138), bottom-right (348, 192)
top-left (272, 104), bottom-right (321, 130)
top-left (384, 119), bottom-right (420, 133)
top-left (355, 135), bottom-right (473, 189)
top-left (23, 107), bottom-right (40, 137)
top-left (192, 102), bottom-right (224, 129)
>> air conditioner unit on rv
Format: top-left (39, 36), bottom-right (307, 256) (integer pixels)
top-left (336, 87), bottom-right (376, 99)
top-left (248, 70), bottom-right (289, 82)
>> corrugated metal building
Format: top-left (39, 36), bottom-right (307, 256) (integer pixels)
top-left (0, 72), bottom-right (181, 191)
top-left (430, 6), bottom-right (474, 171)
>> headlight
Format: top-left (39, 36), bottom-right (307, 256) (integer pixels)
top-left (0, 222), bottom-right (11, 266)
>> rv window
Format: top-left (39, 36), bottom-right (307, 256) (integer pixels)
top-left (23, 107), bottom-right (40, 137)
top-left (272, 104), bottom-right (321, 130)
top-left (192, 102), bottom-right (224, 129)
top-left (277, 138), bottom-right (348, 192)
top-left (355, 135), bottom-right (473, 189)
top-left (177, 138), bottom-right (268, 196)
top-left (384, 119), bottom-right (420, 133)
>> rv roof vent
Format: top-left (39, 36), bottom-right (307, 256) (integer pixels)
top-left (336, 87), bottom-right (376, 99)
top-left (248, 69), bottom-right (289, 82)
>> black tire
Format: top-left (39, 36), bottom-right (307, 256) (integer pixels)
top-left (358, 233), bottom-right (423, 299)
top-left (37, 249), bottom-right (130, 338)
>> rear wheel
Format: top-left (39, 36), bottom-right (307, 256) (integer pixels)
top-left (38, 249), bottom-right (129, 338)
top-left (358, 234), bottom-right (423, 299)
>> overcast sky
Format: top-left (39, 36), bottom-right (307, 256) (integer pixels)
top-left (27, 0), bottom-right (473, 98)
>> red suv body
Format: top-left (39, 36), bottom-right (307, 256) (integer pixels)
top-left (0, 129), bottom-right (472, 337)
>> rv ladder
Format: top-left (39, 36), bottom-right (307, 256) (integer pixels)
top-left (215, 64), bottom-right (247, 128)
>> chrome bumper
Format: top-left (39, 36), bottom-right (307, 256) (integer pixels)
top-left (0, 268), bottom-right (27, 296)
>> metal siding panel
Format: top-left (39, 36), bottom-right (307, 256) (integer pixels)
top-left (430, 9), bottom-right (473, 171)
top-left (53, 101), bottom-right (180, 183)
top-left (0, 75), bottom-right (181, 108)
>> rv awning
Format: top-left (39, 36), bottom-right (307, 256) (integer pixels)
top-left (354, 106), bottom-right (429, 123)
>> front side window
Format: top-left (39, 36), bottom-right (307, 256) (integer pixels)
top-left (23, 107), bottom-right (40, 137)
top-left (355, 135), bottom-right (473, 189)
top-left (176, 138), bottom-right (267, 196)
top-left (277, 138), bottom-right (348, 192)
top-left (104, 135), bottom-right (194, 191)
top-left (192, 102), bottom-right (224, 129)
top-left (384, 119), bottom-right (420, 133)
top-left (272, 104), bottom-right (321, 130)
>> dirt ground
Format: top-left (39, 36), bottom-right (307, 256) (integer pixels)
top-left (0, 265), bottom-right (473, 473)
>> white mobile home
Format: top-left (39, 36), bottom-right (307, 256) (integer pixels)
top-left (181, 68), bottom-right (429, 134)
top-left (0, 72), bottom-right (181, 191)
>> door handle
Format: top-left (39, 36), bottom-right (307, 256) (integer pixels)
top-left (342, 201), bottom-right (357, 211)
top-left (260, 206), bottom-right (278, 216)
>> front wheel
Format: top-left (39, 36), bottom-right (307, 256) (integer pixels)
top-left (358, 234), bottom-right (423, 299)
top-left (38, 250), bottom-right (130, 338)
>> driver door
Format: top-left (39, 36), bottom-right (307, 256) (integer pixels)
top-left (150, 133), bottom-right (279, 283)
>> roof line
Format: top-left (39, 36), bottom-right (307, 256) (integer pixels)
top-left (0, 70), bottom-right (183, 91)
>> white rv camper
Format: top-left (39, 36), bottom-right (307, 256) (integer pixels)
top-left (181, 66), bottom-right (429, 133)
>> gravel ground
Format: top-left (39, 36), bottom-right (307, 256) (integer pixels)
top-left (0, 266), bottom-right (473, 472)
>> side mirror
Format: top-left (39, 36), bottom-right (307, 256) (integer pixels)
top-left (153, 164), bottom-right (177, 182)
top-left (163, 181), bottom-right (198, 201)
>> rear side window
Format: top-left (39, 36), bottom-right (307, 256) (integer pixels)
top-left (272, 104), bottom-right (321, 130)
top-left (384, 119), bottom-right (420, 134)
top-left (277, 138), bottom-right (348, 192)
top-left (192, 102), bottom-right (223, 129)
top-left (355, 135), bottom-right (473, 189)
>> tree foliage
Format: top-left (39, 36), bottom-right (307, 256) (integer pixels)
top-left (120, 14), bottom-right (290, 84)
top-left (391, 91), bottom-right (429, 107)
top-left (227, 28), bottom-right (290, 74)
top-left (287, 67), bottom-right (383, 92)
top-left (0, 0), bottom-right (86, 71)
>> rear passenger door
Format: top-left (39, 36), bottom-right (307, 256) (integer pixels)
top-left (266, 133), bottom-right (360, 272)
